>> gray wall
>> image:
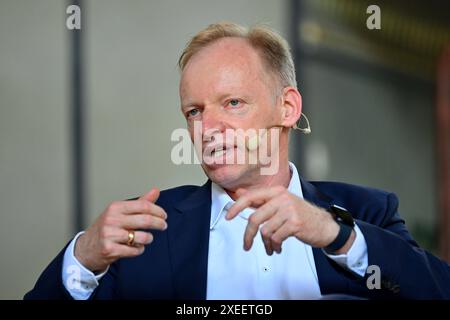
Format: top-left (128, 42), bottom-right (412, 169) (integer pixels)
top-left (0, 0), bottom-right (287, 299)
top-left (0, 0), bottom-right (70, 300)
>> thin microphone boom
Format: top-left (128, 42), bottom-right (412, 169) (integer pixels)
top-left (246, 113), bottom-right (311, 151)
top-left (293, 113), bottom-right (311, 134)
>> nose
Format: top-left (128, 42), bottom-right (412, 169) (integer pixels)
top-left (202, 108), bottom-right (226, 141)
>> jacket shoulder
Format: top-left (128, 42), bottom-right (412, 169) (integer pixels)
top-left (309, 180), bottom-right (399, 226)
top-left (158, 184), bottom-right (203, 200)
top-left (128, 184), bottom-right (204, 201)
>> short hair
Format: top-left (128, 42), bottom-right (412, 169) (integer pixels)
top-left (178, 22), bottom-right (297, 89)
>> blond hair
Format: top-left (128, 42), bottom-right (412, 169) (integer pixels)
top-left (178, 22), bottom-right (297, 90)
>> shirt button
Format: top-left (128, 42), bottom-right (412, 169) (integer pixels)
top-left (263, 267), bottom-right (269, 272)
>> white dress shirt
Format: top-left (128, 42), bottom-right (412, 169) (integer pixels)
top-left (62, 162), bottom-right (368, 299)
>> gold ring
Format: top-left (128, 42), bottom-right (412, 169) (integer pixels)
top-left (127, 230), bottom-right (135, 246)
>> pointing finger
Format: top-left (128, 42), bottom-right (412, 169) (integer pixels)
top-left (242, 199), bottom-right (279, 250)
top-left (226, 186), bottom-right (285, 220)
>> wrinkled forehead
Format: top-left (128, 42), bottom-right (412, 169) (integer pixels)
top-left (179, 38), bottom-right (275, 100)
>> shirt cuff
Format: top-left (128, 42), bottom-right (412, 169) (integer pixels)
top-left (322, 223), bottom-right (368, 277)
top-left (62, 231), bottom-right (109, 300)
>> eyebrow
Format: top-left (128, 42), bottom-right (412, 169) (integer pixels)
top-left (180, 100), bottom-right (198, 110)
top-left (180, 92), bottom-right (253, 110)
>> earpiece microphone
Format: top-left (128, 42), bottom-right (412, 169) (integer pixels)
top-left (293, 113), bottom-right (311, 134)
top-left (246, 113), bottom-right (311, 151)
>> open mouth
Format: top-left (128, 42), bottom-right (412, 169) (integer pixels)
top-left (203, 144), bottom-right (238, 162)
top-left (210, 145), bottom-right (236, 157)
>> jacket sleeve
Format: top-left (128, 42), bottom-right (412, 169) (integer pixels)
top-left (23, 242), bottom-right (118, 300)
top-left (352, 193), bottom-right (450, 299)
top-left (24, 243), bottom-right (74, 300)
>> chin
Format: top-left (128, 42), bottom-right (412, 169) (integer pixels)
top-left (201, 163), bottom-right (254, 190)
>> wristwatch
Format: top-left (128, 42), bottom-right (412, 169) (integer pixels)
top-left (324, 204), bottom-right (355, 253)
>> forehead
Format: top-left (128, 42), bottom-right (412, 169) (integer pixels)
top-left (179, 37), bottom-right (271, 100)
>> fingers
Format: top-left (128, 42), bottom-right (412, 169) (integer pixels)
top-left (96, 236), bottom-right (147, 262)
top-left (241, 196), bottom-right (293, 255)
top-left (249, 217), bottom-right (291, 256)
top-left (78, 189), bottom-right (164, 271)
top-left (118, 200), bottom-right (167, 219)
top-left (98, 229), bottom-right (153, 261)
top-left (243, 199), bottom-right (279, 251)
top-left (226, 186), bottom-right (285, 220)
top-left (270, 222), bottom-right (297, 251)
top-left (260, 213), bottom-right (287, 254)
top-left (111, 229), bottom-right (154, 246)
top-left (120, 214), bottom-right (167, 231)
top-left (139, 188), bottom-right (160, 203)
top-left (261, 232), bottom-right (274, 256)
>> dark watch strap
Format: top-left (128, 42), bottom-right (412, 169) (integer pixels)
top-left (324, 220), bottom-right (353, 253)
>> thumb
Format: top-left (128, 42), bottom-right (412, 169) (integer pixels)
top-left (139, 187), bottom-right (160, 203)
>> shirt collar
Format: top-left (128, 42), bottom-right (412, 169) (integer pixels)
top-left (210, 161), bottom-right (304, 230)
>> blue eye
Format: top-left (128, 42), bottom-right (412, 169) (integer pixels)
top-left (229, 99), bottom-right (240, 107)
top-left (187, 108), bottom-right (200, 118)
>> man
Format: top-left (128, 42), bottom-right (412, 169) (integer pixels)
top-left (25, 22), bottom-right (450, 300)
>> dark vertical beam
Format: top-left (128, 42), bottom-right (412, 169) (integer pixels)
top-left (436, 46), bottom-right (450, 262)
top-left (290, 0), bottom-right (308, 174)
top-left (69, 0), bottom-right (86, 233)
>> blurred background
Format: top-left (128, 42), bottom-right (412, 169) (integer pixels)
top-left (0, 0), bottom-right (449, 299)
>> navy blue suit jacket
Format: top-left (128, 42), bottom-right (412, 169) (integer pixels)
top-left (25, 179), bottom-right (450, 299)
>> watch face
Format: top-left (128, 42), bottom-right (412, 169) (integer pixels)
top-left (331, 205), bottom-right (355, 226)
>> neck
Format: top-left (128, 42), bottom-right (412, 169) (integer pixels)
top-left (226, 159), bottom-right (291, 201)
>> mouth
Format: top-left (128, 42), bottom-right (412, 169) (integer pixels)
top-left (203, 144), bottom-right (238, 162)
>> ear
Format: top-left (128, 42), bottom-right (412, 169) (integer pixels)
top-left (280, 87), bottom-right (302, 128)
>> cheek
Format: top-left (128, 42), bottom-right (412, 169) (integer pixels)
top-left (230, 105), bottom-right (250, 117)
top-left (187, 120), bottom-right (202, 136)
top-left (188, 127), bottom-right (197, 144)
top-left (247, 104), bottom-right (275, 127)
top-left (231, 104), bottom-right (266, 127)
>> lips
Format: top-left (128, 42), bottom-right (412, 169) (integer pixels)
top-left (203, 143), bottom-right (236, 158)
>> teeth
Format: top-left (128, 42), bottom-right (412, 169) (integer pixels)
top-left (213, 149), bottom-right (226, 157)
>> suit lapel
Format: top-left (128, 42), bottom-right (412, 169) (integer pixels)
top-left (301, 178), bottom-right (353, 295)
top-left (168, 180), bottom-right (212, 299)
